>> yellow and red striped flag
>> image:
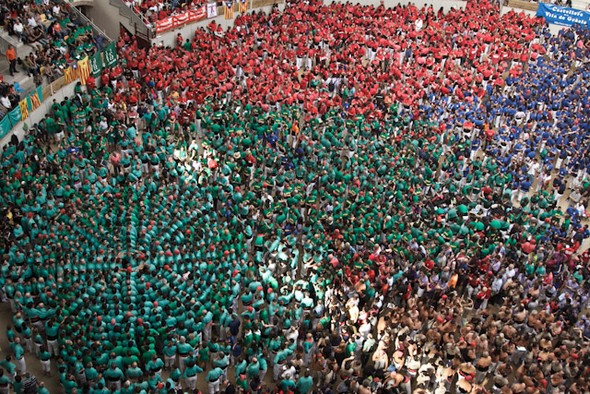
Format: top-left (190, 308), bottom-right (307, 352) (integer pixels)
top-left (239, 0), bottom-right (248, 13)
top-left (224, 1), bottom-right (234, 19)
top-left (29, 92), bottom-right (41, 111)
top-left (19, 99), bottom-right (29, 121)
top-left (78, 56), bottom-right (91, 86)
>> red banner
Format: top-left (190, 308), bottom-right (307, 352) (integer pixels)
top-left (174, 12), bottom-right (190, 26)
top-left (156, 16), bottom-right (174, 34)
top-left (155, 6), bottom-right (207, 35)
top-left (189, 7), bottom-right (207, 22)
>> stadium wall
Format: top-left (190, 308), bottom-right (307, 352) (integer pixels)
top-left (152, 2), bottom-right (287, 47)
top-left (0, 79), bottom-right (79, 147)
top-left (86, 2), bottom-right (126, 42)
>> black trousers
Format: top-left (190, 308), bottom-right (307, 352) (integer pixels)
top-left (9, 59), bottom-right (17, 75)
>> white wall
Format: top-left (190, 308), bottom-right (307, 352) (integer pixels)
top-left (500, 5), bottom-right (536, 17)
top-left (86, 1), bottom-right (125, 42)
top-left (572, 0), bottom-right (590, 11)
top-left (0, 82), bottom-right (79, 147)
top-left (152, 3), bottom-right (286, 48)
top-left (324, 0), bottom-right (467, 11)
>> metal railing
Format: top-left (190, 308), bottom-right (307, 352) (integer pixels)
top-left (108, 0), bottom-right (155, 39)
top-left (65, 0), bottom-right (114, 43)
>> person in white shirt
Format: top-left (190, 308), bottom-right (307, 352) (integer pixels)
top-left (503, 264), bottom-right (517, 283)
top-left (27, 14), bottom-right (38, 29)
top-left (492, 275), bottom-right (504, 296)
top-left (13, 20), bottom-right (25, 41)
top-left (0, 96), bottom-right (12, 109)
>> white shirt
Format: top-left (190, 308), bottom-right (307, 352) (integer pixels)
top-left (492, 277), bottom-right (504, 293)
top-left (415, 18), bottom-right (424, 31)
top-left (99, 119), bottom-right (109, 131)
top-left (359, 322), bottom-right (372, 339)
top-left (13, 22), bottom-right (24, 33)
top-left (27, 16), bottom-right (38, 28)
top-left (281, 365), bottom-right (296, 380)
top-left (0, 96), bottom-right (11, 109)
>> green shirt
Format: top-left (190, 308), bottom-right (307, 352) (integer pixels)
top-left (207, 367), bottom-right (223, 382)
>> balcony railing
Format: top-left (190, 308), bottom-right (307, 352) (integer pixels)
top-left (109, 0), bottom-right (155, 39)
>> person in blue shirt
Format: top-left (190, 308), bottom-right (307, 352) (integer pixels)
top-left (516, 175), bottom-right (532, 205)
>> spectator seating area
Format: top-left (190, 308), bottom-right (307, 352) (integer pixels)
top-left (125, 0), bottom-right (206, 23)
top-left (0, 0), bottom-right (106, 124)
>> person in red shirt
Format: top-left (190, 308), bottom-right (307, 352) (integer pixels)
top-left (100, 70), bottom-right (110, 87)
top-left (476, 287), bottom-right (491, 310)
top-left (466, 274), bottom-right (480, 299)
top-left (85, 74), bottom-right (96, 91)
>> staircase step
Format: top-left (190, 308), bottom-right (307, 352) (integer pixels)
top-left (0, 29), bottom-right (25, 49)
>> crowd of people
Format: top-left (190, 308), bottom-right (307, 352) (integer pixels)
top-left (125, 0), bottom-right (206, 23)
top-left (0, 0), bottom-right (106, 100)
top-left (1, 0), bottom-right (590, 393)
top-left (0, 76), bottom-right (21, 121)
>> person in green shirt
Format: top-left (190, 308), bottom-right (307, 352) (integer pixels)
top-left (11, 338), bottom-right (25, 375)
top-left (213, 351), bottom-right (229, 381)
top-left (103, 363), bottom-right (124, 392)
top-left (163, 340), bottom-right (177, 370)
top-left (62, 374), bottom-right (78, 394)
top-left (38, 345), bottom-right (51, 376)
top-left (146, 354), bottom-right (164, 376)
top-left (176, 336), bottom-right (193, 372)
top-left (296, 369), bottom-right (314, 394)
top-left (182, 358), bottom-right (203, 391)
top-left (246, 356), bottom-right (260, 380)
top-left (85, 362), bottom-right (99, 385)
top-left (37, 381), bottom-right (50, 394)
top-left (13, 375), bottom-right (23, 394)
top-left (206, 366), bottom-right (223, 394)
top-left (0, 369), bottom-right (9, 393)
top-left (0, 355), bottom-right (16, 382)
top-left (45, 319), bottom-right (60, 357)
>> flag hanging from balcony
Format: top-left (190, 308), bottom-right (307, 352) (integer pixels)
top-left (78, 56), bottom-right (90, 86)
top-left (224, 1), bottom-right (234, 19)
top-left (29, 90), bottom-right (41, 111)
top-left (239, 0), bottom-right (248, 13)
top-left (63, 66), bottom-right (74, 84)
top-left (19, 99), bottom-right (29, 121)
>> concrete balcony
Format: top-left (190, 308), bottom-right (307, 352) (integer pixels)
top-left (69, 0), bottom-right (95, 6)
